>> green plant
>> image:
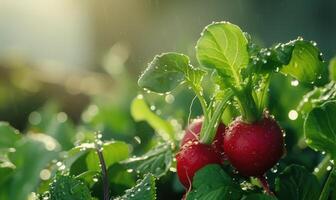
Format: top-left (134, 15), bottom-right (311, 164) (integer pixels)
top-left (0, 21), bottom-right (335, 200)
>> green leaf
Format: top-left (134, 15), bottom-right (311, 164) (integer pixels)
top-left (108, 164), bottom-right (136, 195)
top-left (246, 39), bottom-right (327, 85)
top-left (304, 101), bottom-right (336, 158)
top-left (138, 52), bottom-right (205, 94)
top-left (0, 163), bottom-right (14, 186)
top-left (196, 21), bottom-right (248, 87)
top-left (76, 170), bottom-right (99, 188)
top-left (122, 143), bottom-right (173, 178)
top-left (45, 116), bottom-right (76, 150)
top-left (114, 174), bottom-right (156, 200)
top-left (86, 141), bottom-right (130, 171)
top-left (329, 56), bottom-right (336, 81)
top-left (275, 165), bottom-right (320, 200)
top-left (245, 40), bottom-right (295, 74)
top-left (297, 81), bottom-right (336, 115)
top-left (131, 95), bottom-right (175, 141)
top-left (64, 143), bottom-right (95, 171)
top-left (242, 194), bottom-right (277, 200)
top-left (186, 164), bottom-right (242, 200)
top-left (281, 40), bottom-right (326, 84)
top-left (28, 103), bottom-right (77, 150)
top-left (7, 133), bottom-right (60, 200)
top-left (0, 121), bottom-right (21, 149)
top-left (50, 174), bottom-right (93, 200)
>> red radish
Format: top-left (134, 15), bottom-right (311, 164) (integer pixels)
top-left (176, 141), bottom-right (221, 188)
top-left (223, 115), bottom-right (284, 177)
top-left (180, 118), bottom-right (227, 162)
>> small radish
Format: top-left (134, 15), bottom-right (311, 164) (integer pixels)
top-left (176, 141), bottom-right (221, 188)
top-left (180, 118), bottom-right (227, 162)
top-left (223, 115), bottom-right (284, 177)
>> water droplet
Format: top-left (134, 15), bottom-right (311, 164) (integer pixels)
top-left (291, 80), bottom-right (299, 87)
top-left (150, 105), bottom-right (156, 111)
top-left (165, 94), bottom-right (175, 104)
top-left (271, 166), bottom-right (278, 173)
top-left (288, 110), bottom-right (298, 120)
top-left (57, 112), bottom-right (68, 123)
top-left (134, 136), bottom-right (141, 144)
top-left (29, 111), bottom-right (42, 125)
top-left (40, 169), bottom-right (51, 180)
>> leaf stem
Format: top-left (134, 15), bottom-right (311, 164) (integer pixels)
top-left (257, 175), bottom-right (274, 196)
top-left (96, 148), bottom-right (110, 200)
top-left (200, 89), bottom-right (233, 144)
top-left (319, 166), bottom-right (336, 200)
top-left (235, 86), bottom-right (259, 123)
top-left (314, 154), bottom-right (332, 181)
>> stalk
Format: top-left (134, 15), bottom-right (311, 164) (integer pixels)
top-left (257, 175), bottom-right (274, 196)
top-left (200, 89), bottom-right (233, 144)
top-left (95, 134), bottom-right (110, 200)
top-left (319, 167), bottom-right (336, 200)
top-left (314, 154), bottom-right (332, 182)
top-left (235, 86), bottom-right (260, 123)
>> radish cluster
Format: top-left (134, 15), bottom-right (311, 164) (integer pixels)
top-left (176, 115), bottom-right (285, 190)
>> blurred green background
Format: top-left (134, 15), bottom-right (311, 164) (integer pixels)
top-left (0, 0), bottom-right (335, 128)
top-left (0, 0), bottom-right (335, 199)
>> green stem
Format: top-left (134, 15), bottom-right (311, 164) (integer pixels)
top-left (96, 148), bottom-right (110, 200)
top-left (200, 89), bottom-right (234, 144)
top-left (235, 86), bottom-right (259, 123)
top-left (314, 155), bottom-right (332, 182)
top-left (319, 167), bottom-right (336, 200)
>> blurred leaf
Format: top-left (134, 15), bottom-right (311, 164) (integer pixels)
top-left (86, 141), bottom-right (130, 171)
top-left (131, 96), bottom-right (175, 141)
top-left (281, 41), bottom-right (327, 84)
top-left (138, 53), bottom-right (205, 94)
top-left (242, 194), bottom-right (277, 200)
top-left (304, 101), bottom-right (336, 158)
top-left (49, 174), bottom-right (92, 200)
top-left (186, 164), bottom-right (242, 200)
top-left (82, 104), bottom-right (134, 137)
top-left (122, 142), bottom-right (173, 178)
top-left (7, 133), bottom-right (60, 200)
top-left (196, 22), bottom-right (248, 87)
top-left (46, 117), bottom-right (76, 150)
top-left (28, 103), bottom-right (76, 150)
top-left (275, 165), bottom-right (320, 200)
top-left (0, 164), bottom-right (14, 186)
top-left (329, 56), bottom-right (336, 81)
top-left (114, 173), bottom-right (156, 200)
top-left (0, 121), bottom-right (21, 149)
top-left (297, 81), bottom-right (336, 115)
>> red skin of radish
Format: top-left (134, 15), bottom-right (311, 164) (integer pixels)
top-left (223, 115), bottom-right (284, 177)
top-left (180, 119), bottom-right (227, 162)
top-left (176, 141), bottom-right (221, 188)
